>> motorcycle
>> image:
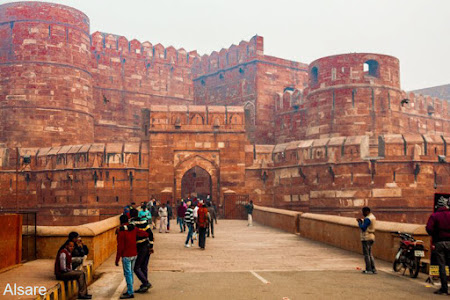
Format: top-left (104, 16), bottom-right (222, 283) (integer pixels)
top-left (392, 231), bottom-right (426, 278)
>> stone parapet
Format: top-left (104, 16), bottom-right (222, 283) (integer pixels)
top-left (34, 214), bottom-right (120, 269)
top-left (253, 205), bottom-right (301, 234)
top-left (299, 212), bottom-right (429, 263)
top-left (254, 205), bottom-right (430, 263)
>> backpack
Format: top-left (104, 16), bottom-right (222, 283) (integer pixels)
top-left (197, 207), bottom-right (208, 228)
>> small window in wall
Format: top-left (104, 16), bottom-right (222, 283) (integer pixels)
top-left (331, 68), bottom-right (337, 81)
top-left (364, 60), bottom-right (379, 77)
top-left (311, 67), bottom-right (319, 85)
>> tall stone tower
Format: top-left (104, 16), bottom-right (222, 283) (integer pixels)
top-left (0, 2), bottom-right (94, 147)
top-left (305, 53), bottom-right (401, 139)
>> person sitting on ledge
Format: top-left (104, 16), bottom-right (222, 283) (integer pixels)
top-left (58, 232), bottom-right (89, 270)
top-left (55, 240), bottom-right (91, 299)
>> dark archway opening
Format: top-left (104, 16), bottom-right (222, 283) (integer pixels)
top-left (364, 60), bottom-right (379, 77)
top-left (311, 66), bottom-right (319, 85)
top-left (181, 166), bottom-right (212, 200)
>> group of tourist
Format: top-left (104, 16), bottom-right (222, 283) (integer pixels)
top-left (182, 199), bottom-right (218, 249)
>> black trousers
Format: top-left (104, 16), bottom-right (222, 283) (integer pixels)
top-left (435, 241), bottom-right (450, 292)
top-left (134, 244), bottom-right (150, 285)
top-left (198, 227), bottom-right (207, 249)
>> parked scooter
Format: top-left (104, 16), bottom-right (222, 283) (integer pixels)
top-left (392, 231), bottom-right (426, 278)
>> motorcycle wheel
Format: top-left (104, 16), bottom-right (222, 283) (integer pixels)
top-left (408, 257), bottom-right (421, 278)
top-left (393, 258), bottom-right (402, 272)
top-left (393, 250), bottom-right (403, 272)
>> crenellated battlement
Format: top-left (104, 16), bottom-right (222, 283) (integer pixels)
top-left (91, 31), bottom-right (199, 67)
top-left (192, 35), bottom-right (264, 77)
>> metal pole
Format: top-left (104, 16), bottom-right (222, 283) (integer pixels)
top-left (16, 148), bottom-right (19, 213)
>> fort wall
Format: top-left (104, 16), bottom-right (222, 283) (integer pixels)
top-left (0, 142), bottom-right (148, 225)
top-left (90, 31), bottom-right (198, 142)
top-left (192, 36), bottom-right (309, 144)
top-left (246, 132), bottom-right (450, 224)
top-left (0, 2), bottom-right (94, 148)
top-left (274, 54), bottom-right (450, 143)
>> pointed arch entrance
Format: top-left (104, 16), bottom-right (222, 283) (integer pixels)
top-left (181, 166), bottom-right (212, 199)
top-left (174, 154), bottom-right (219, 203)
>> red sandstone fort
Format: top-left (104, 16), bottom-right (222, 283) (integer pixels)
top-left (0, 2), bottom-right (449, 225)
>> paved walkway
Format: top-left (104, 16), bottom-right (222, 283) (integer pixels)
top-left (0, 259), bottom-right (57, 300)
top-left (90, 220), bottom-right (441, 300)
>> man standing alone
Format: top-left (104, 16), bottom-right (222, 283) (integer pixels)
top-left (207, 202), bottom-right (217, 238)
top-left (245, 201), bottom-right (254, 227)
top-left (357, 207), bottom-right (376, 274)
top-left (426, 197), bottom-right (450, 295)
top-left (158, 203), bottom-right (168, 233)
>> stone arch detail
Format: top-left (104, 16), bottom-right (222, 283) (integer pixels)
top-left (244, 101), bottom-right (256, 126)
top-left (174, 155), bottom-right (219, 202)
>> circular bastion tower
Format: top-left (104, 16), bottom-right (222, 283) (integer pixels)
top-left (304, 53), bottom-right (401, 139)
top-left (0, 2), bottom-right (94, 148)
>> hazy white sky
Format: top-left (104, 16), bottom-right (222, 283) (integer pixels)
top-left (2, 0), bottom-right (449, 90)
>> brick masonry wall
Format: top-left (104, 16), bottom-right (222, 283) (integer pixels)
top-left (193, 36), bottom-right (309, 144)
top-left (0, 143), bottom-right (148, 225)
top-left (0, 2), bottom-right (94, 148)
top-left (90, 32), bottom-right (198, 143)
top-left (146, 105), bottom-right (249, 209)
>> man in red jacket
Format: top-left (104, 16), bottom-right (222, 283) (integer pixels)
top-left (116, 215), bottom-right (148, 299)
top-left (426, 197), bottom-right (450, 295)
top-left (55, 240), bottom-right (91, 299)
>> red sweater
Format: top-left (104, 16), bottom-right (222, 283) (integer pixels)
top-left (115, 224), bottom-right (148, 264)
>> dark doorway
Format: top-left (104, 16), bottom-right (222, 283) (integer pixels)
top-left (181, 166), bottom-right (212, 200)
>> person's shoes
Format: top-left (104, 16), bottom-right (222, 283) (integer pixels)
top-left (120, 293), bottom-right (134, 299)
top-left (78, 295), bottom-right (92, 299)
top-left (143, 283), bottom-right (152, 290)
top-left (372, 270), bottom-right (377, 274)
top-left (361, 270), bottom-right (374, 274)
top-left (434, 289), bottom-right (449, 295)
top-left (185, 244), bottom-right (190, 248)
top-left (135, 286), bottom-right (148, 293)
top-left (212, 235), bottom-right (215, 238)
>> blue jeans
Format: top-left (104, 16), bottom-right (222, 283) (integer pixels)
top-left (122, 256), bottom-right (137, 295)
top-left (185, 224), bottom-right (194, 245)
top-left (177, 217), bottom-right (185, 232)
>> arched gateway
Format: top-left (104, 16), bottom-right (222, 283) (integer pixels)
top-left (174, 155), bottom-right (219, 204)
top-left (181, 166), bottom-right (212, 200)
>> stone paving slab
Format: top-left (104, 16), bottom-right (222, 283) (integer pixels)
top-left (90, 220), bottom-right (442, 299)
top-left (0, 259), bottom-right (57, 300)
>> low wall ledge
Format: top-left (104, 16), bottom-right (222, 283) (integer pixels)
top-left (301, 213), bottom-right (426, 235)
top-left (35, 215), bottom-right (120, 237)
top-left (254, 205), bottom-right (302, 217)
